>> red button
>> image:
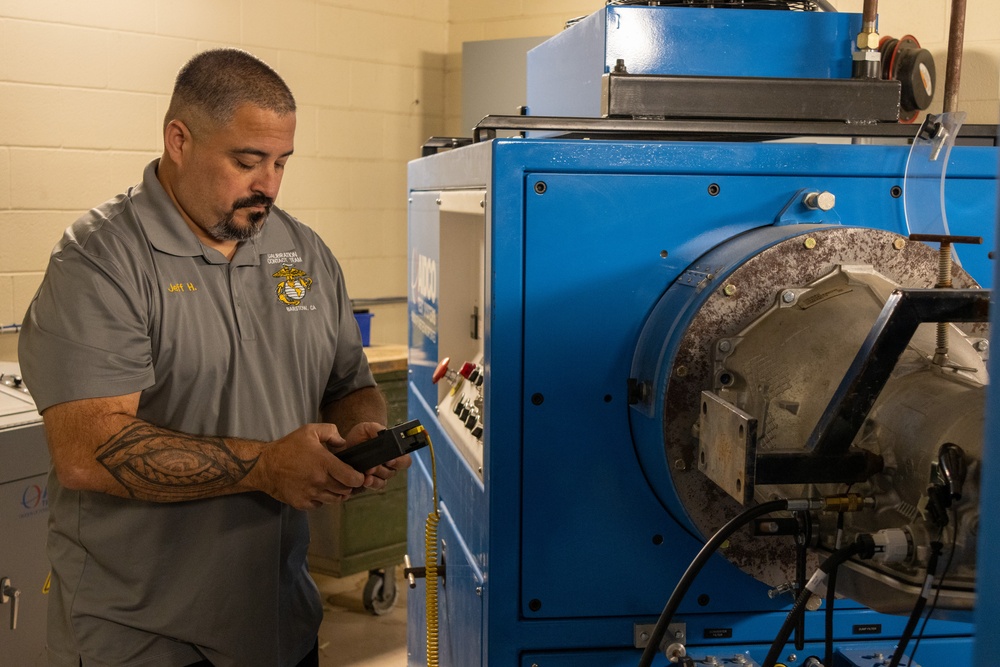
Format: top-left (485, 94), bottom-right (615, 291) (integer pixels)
top-left (432, 357), bottom-right (451, 384)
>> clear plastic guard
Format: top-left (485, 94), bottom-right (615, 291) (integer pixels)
top-left (903, 111), bottom-right (967, 265)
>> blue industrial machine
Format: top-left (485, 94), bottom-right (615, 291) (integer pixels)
top-left (405, 3), bottom-right (999, 666)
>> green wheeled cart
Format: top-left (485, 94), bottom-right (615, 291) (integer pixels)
top-left (307, 345), bottom-right (409, 615)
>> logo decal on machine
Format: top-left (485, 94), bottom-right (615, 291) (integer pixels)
top-left (410, 250), bottom-right (438, 342)
top-left (18, 483), bottom-right (48, 519)
top-left (411, 250), bottom-right (438, 305)
top-left (273, 264), bottom-right (314, 308)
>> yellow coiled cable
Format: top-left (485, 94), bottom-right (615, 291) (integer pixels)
top-left (410, 426), bottom-right (441, 667)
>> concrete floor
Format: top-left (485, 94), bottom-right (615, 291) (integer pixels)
top-left (314, 570), bottom-right (408, 667)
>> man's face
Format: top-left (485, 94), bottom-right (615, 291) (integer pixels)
top-left (173, 104), bottom-right (296, 244)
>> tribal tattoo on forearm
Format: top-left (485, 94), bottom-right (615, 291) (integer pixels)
top-left (96, 422), bottom-right (260, 501)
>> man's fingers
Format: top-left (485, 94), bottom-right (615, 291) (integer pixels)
top-left (326, 456), bottom-right (365, 489)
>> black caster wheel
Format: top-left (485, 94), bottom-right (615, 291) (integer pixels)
top-left (362, 567), bottom-right (398, 615)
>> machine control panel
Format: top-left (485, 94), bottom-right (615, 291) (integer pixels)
top-left (433, 355), bottom-right (485, 476)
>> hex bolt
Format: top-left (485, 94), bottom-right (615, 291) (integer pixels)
top-left (781, 290), bottom-right (796, 304)
top-left (975, 340), bottom-right (990, 353)
top-left (723, 284), bottom-right (737, 297)
top-left (803, 237), bottom-right (817, 249)
top-left (893, 238), bottom-right (907, 250)
top-left (718, 339), bottom-right (732, 353)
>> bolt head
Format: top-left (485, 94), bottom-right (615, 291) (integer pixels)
top-left (805, 191), bottom-right (836, 211)
top-left (723, 284), bottom-right (737, 296)
top-left (893, 238), bottom-right (907, 250)
top-left (803, 237), bottom-right (817, 249)
top-left (975, 340), bottom-right (990, 352)
top-left (781, 290), bottom-right (796, 304)
top-left (718, 339), bottom-right (732, 352)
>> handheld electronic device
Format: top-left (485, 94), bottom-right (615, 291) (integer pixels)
top-left (337, 419), bottom-right (429, 472)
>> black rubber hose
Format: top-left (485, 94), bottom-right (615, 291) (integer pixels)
top-left (637, 499), bottom-right (789, 667)
top-left (762, 584), bottom-right (814, 667)
top-left (762, 538), bottom-right (874, 667)
top-left (825, 513), bottom-right (847, 667)
top-left (887, 542), bottom-right (944, 667)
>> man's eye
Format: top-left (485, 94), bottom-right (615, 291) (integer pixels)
top-left (235, 160), bottom-right (254, 171)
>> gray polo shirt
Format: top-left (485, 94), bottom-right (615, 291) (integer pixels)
top-left (19, 159), bottom-right (375, 667)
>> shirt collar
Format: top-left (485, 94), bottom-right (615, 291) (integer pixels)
top-left (133, 159), bottom-right (295, 265)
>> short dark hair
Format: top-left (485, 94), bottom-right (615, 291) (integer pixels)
top-left (164, 48), bottom-right (296, 132)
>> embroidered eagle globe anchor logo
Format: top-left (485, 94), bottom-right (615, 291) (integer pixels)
top-left (273, 264), bottom-right (313, 306)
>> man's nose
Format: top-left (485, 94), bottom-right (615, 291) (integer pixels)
top-left (252, 167), bottom-right (282, 199)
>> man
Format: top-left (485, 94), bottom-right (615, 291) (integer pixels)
top-left (18, 49), bottom-right (408, 667)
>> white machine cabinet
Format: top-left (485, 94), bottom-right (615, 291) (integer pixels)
top-left (0, 362), bottom-right (50, 665)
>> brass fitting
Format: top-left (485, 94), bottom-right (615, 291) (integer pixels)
top-left (823, 493), bottom-right (875, 512)
top-left (856, 31), bottom-right (880, 51)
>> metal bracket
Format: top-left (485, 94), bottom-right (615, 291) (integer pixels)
top-left (698, 391), bottom-right (757, 505)
top-left (755, 288), bottom-right (990, 485)
top-left (634, 621), bottom-right (686, 649)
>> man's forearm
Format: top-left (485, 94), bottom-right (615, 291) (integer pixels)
top-left (96, 420), bottom-right (262, 502)
top-left (321, 386), bottom-right (388, 433)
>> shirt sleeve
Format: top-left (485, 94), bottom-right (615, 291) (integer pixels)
top-left (18, 230), bottom-right (155, 413)
top-left (319, 252), bottom-right (376, 407)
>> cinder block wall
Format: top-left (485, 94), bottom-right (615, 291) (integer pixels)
top-left (2, 1), bottom-right (998, 361)
top-left (0, 0), bottom-right (447, 360)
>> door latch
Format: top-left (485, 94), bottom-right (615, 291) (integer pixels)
top-left (1, 577), bottom-right (20, 630)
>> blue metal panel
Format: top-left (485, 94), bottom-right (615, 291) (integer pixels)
top-left (973, 147), bottom-right (1000, 664)
top-left (604, 6), bottom-right (860, 78)
top-left (526, 9), bottom-right (608, 119)
top-left (527, 6), bottom-right (863, 118)
top-left (408, 192), bottom-right (440, 391)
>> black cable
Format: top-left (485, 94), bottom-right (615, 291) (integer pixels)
top-left (762, 537), bottom-right (875, 667)
top-left (907, 508), bottom-right (959, 666)
top-left (637, 499), bottom-right (789, 667)
top-left (793, 511), bottom-right (813, 650)
top-left (824, 512), bottom-right (846, 667)
top-left (762, 585), bottom-right (813, 667)
top-left (886, 541), bottom-right (944, 667)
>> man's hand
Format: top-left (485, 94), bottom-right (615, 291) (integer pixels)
top-left (338, 421), bottom-right (413, 492)
top-left (253, 423), bottom-right (365, 510)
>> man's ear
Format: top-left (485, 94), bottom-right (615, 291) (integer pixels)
top-left (163, 119), bottom-right (192, 164)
